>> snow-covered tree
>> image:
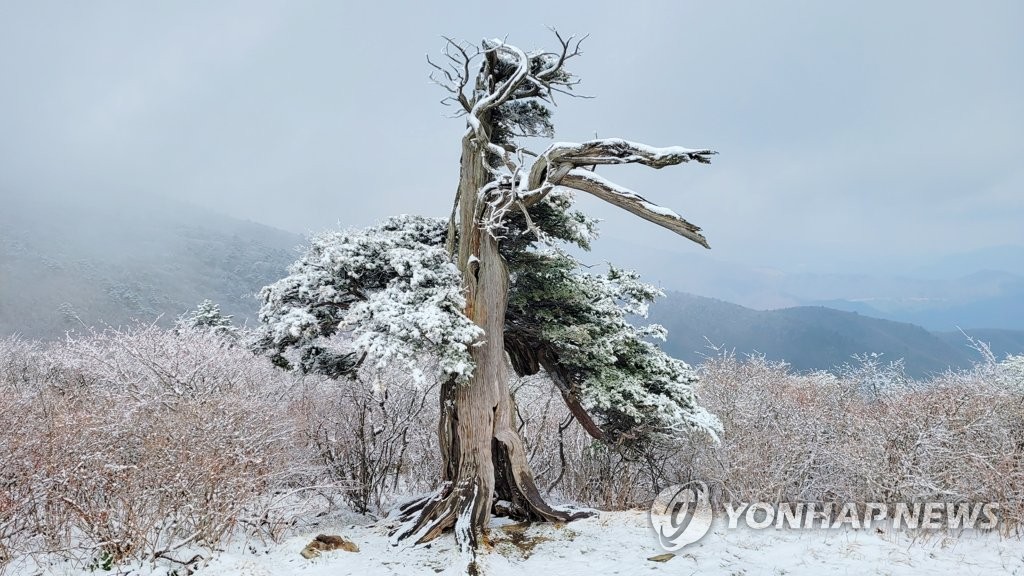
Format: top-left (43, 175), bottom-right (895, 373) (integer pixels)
top-left (257, 33), bottom-right (721, 550)
top-left (178, 299), bottom-right (237, 338)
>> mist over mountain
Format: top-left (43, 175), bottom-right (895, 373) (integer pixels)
top-left (0, 191), bottom-right (303, 338)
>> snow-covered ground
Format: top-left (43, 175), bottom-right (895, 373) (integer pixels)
top-left (13, 511), bottom-right (1023, 576)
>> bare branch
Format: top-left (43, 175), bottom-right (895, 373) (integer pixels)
top-left (507, 31), bottom-right (589, 105)
top-left (426, 37), bottom-right (476, 113)
top-left (442, 37), bottom-right (475, 111)
top-left (514, 196), bottom-right (546, 242)
top-left (446, 190), bottom-right (460, 257)
top-left (547, 139), bottom-right (716, 169)
top-left (499, 142), bottom-right (537, 157)
top-left (558, 168), bottom-right (710, 248)
top-left (496, 132), bottom-right (713, 257)
top-left (548, 83), bottom-right (592, 100)
top-left (537, 28), bottom-right (587, 81)
top-left (476, 179), bottom-right (519, 241)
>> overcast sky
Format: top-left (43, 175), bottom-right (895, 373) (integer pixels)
top-left (1, 1), bottom-right (1021, 274)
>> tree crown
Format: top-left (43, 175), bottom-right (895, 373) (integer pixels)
top-left (257, 33), bottom-right (721, 444)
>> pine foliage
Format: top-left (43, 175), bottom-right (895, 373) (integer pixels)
top-left (257, 194), bottom-right (721, 442)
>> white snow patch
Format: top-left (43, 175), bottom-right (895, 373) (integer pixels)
top-left (15, 511), bottom-right (1022, 576)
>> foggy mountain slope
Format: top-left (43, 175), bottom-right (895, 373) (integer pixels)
top-left (0, 192), bottom-right (304, 339)
top-left (648, 292), bottom-right (1024, 378)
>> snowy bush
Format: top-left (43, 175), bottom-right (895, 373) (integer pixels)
top-left (4, 328), bottom-right (1022, 572)
top-left (508, 350), bottom-right (1024, 529)
top-left (292, 366), bottom-right (441, 515)
top-left (999, 354), bottom-right (1024, 393)
top-left (0, 327), bottom-right (339, 569)
top-left (681, 352), bottom-right (1024, 529)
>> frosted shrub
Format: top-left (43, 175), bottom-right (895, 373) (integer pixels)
top-left (0, 342), bottom-right (37, 568)
top-left (0, 337), bottom-right (42, 392)
top-left (0, 327), bottom-right (330, 568)
top-left (999, 355), bottom-right (1024, 393)
top-left (688, 354), bottom-right (846, 503)
top-left (685, 352), bottom-right (1024, 530)
top-left (292, 366), bottom-right (441, 515)
top-left (3, 326), bottom-right (1022, 573)
top-left (509, 350), bottom-right (1023, 532)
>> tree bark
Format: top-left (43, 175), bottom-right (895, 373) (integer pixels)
top-left (394, 127), bottom-right (587, 551)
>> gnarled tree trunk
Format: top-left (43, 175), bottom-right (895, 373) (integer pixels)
top-left (394, 131), bottom-right (585, 550)
top-left (394, 35), bottom-right (715, 554)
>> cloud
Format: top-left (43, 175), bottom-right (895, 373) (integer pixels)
top-left (0, 0), bottom-right (1020, 274)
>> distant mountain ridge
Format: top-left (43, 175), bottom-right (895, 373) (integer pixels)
top-left (650, 292), bottom-right (1024, 378)
top-left (588, 240), bottom-right (1024, 331)
top-left (0, 192), bottom-right (304, 339)
top-left (3, 193), bottom-right (1021, 376)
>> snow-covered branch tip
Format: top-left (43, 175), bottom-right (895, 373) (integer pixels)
top-left (426, 37), bottom-right (478, 113)
top-left (539, 28), bottom-right (587, 80)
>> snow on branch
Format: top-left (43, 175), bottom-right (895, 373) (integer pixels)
top-left (428, 31), bottom-right (586, 132)
top-left (559, 169), bottom-right (709, 248)
top-left (522, 138), bottom-right (715, 248)
top-left (505, 255), bottom-right (723, 443)
top-left (547, 138), bottom-right (715, 168)
top-left (426, 37), bottom-right (477, 113)
top-left (475, 40), bottom-right (531, 115)
top-left (257, 216), bottom-right (482, 382)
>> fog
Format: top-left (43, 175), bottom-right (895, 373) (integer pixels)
top-left (1, 0), bottom-right (1021, 275)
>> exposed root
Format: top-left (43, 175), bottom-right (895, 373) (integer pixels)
top-left (390, 473), bottom-right (592, 553)
top-left (391, 479), bottom-right (483, 549)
